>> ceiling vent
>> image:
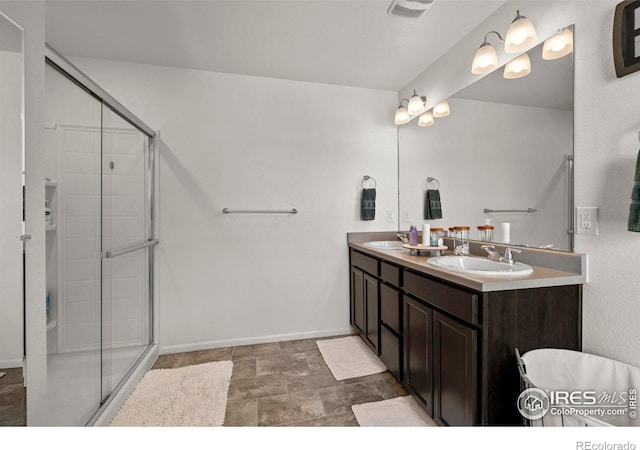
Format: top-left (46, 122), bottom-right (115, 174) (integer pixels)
top-left (387, 0), bottom-right (434, 19)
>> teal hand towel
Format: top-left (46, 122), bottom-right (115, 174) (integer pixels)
top-left (628, 149), bottom-right (640, 232)
top-left (361, 188), bottom-right (376, 221)
top-left (425, 189), bottom-right (443, 220)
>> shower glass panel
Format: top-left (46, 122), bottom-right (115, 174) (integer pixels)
top-left (44, 63), bottom-right (103, 425)
top-left (100, 105), bottom-right (152, 399)
top-left (41, 53), bottom-right (155, 425)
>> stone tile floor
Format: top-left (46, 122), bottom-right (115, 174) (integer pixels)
top-left (152, 335), bottom-right (409, 426)
top-left (0, 335), bottom-right (409, 427)
top-left (0, 368), bottom-right (26, 426)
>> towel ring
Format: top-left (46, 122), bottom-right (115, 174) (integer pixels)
top-left (426, 177), bottom-right (440, 190)
top-left (362, 175), bottom-right (377, 189)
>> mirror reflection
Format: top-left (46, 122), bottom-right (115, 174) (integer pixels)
top-left (399, 26), bottom-right (574, 251)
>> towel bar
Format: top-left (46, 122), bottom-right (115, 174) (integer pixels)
top-left (483, 208), bottom-right (537, 214)
top-left (222, 208), bottom-right (298, 214)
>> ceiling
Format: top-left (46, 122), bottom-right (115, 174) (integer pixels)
top-left (44, 0), bottom-right (506, 92)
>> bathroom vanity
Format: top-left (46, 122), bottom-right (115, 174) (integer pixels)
top-left (347, 232), bottom-right (585, 426)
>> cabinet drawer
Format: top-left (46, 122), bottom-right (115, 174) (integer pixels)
top-left (380, 261), bottom-right (401, 287)
top-left (404, 271), bottom-right (478, 325)
top-left (380, 325), bottom-right (402, 381)
top-left (380, 283), bottom-right (401, 333)
top-left (351, 250), bottom-right (378, 276)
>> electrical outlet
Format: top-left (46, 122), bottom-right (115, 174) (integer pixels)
top-left (576, 207), bottom-right (598, 236)
top-left (402, 210), bottom-right (411, 222)
top-left (386, 210), bottom-right (395, 223)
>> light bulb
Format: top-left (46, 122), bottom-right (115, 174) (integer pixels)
top-left (407, 92), bottom-right (426, 116)
top-left (433, 100), bottom-right (450, 118)
top-left (542, 28), bottom-right (573, 60)
top-left (418, 110), bottom-right (434, 127)
top-left (503, 53), bottom-right (531, 79)
top-left (504, 10), bottom-right (537, 54)
top-left (471, 43), bottom-right (498, 74)
top-left (394, 106), bottom-right (410, 125)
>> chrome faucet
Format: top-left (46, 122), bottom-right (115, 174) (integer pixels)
top-left (503, 247), bottom-right (522, 264)
top-left (481, 245), bottom-right (522, 265)
top-left (396, 233), bottom-right (409, 244)
top-left (481, 245), bottom-right (502, 261)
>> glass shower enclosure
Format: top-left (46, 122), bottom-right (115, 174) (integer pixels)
top-left (37, 45), bottom-right (157, 425)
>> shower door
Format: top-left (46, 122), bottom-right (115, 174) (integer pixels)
top-left (34, 49), bottom-right (156, 426)
top-left (100, 105), bottom-right (153, 399)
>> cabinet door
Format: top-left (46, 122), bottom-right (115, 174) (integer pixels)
top-left (404, 296), bottom-right (433, 415)
top-left (350, 267), bottom-right (364, 333)
top-left (433, 311), bottom-right (477, 426)
top-left (364, 273), bottom-right (379, 353)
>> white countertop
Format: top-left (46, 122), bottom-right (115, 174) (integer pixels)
top-left (348, 233), bottom-right (586, 293)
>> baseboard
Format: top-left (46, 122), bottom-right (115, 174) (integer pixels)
top-left (0, 358), bottom-right (23, 370)
top-left (159, 327), bottom-right (355, 355)
top-left (90, 344), bottom-right (159, 426)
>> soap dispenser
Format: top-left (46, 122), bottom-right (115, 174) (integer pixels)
top-left (409, 221), bottom-right (419, 246)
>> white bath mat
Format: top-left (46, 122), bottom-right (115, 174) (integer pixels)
top-left (316, 336), bottom-right (387, 381)
top-left (111, 360), bottom-right (233, 426)
top-left (352, 396), bottom-right (437, 427)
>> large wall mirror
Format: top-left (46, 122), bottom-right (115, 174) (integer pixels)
top-left (399, 25), bottom-right (575, 251)
top-left (0, 9), bottom-right (25, 369)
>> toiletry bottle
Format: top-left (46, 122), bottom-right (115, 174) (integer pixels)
top-left (478, 219), bottom-right (494, 242)
top-left (45, 201), bottom-right (52, 226)
top-left (46, 289), bottom-right (50, 322)
top-left (409, 221), bottom-right (419, 246)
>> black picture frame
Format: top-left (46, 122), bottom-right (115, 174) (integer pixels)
top-left (614, 0), bottom-right (640, 77)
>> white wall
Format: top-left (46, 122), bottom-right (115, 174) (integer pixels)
top-left (69, 58), bottom-right (398, 353)
top-left (0, 0), bottom-right (48, 425)
top-left (0, 50), bottom-right (24, 368)
top-left (399, 98), bottom-right (572, 249)
top-left (400, 0), bottom-right (640, 367)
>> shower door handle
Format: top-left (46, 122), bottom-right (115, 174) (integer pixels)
top-left (102, 239), bottom-right (159, 259)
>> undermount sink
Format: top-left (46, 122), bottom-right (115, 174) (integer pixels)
top-left (426, 255), bottom-right (533, 277)
top-left (363, 241), bottom-right (404, 250)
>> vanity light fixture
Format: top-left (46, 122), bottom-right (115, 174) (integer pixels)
top-left (471, 31), bottom-right (503, 74)
top-left (504, 10), bottom-right (537, 54)
top-left (542, 27), bottom-right (573, 60)
top-left (503, 53), bottom-right (531, 79)
top-left (394, 98), bottom-right (411, 125)
top-left (407, 90), bottom-right (427, 116)
top-left (418, 110), bottom-right (434, 127)
top-left (432, 100), bottom-right (450, 118)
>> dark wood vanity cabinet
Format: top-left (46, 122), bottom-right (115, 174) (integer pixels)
top-left (432, 310), bottom-right (477, 426)
top-left (379, 261), bottom-right (403, 380)
top-left (404, 296), bottom-right (433, 415)
top-left (348, 248), bottom-right (582, 426)
top-left (349, 251), bottom-right (379, 353)
top-left (403, 274), bottom-right (478, 426)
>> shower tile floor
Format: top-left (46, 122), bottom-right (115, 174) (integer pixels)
top-left (152, 335), bottom-right (409, 426)
top-left (3, 335), bottom-right (409, 426)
